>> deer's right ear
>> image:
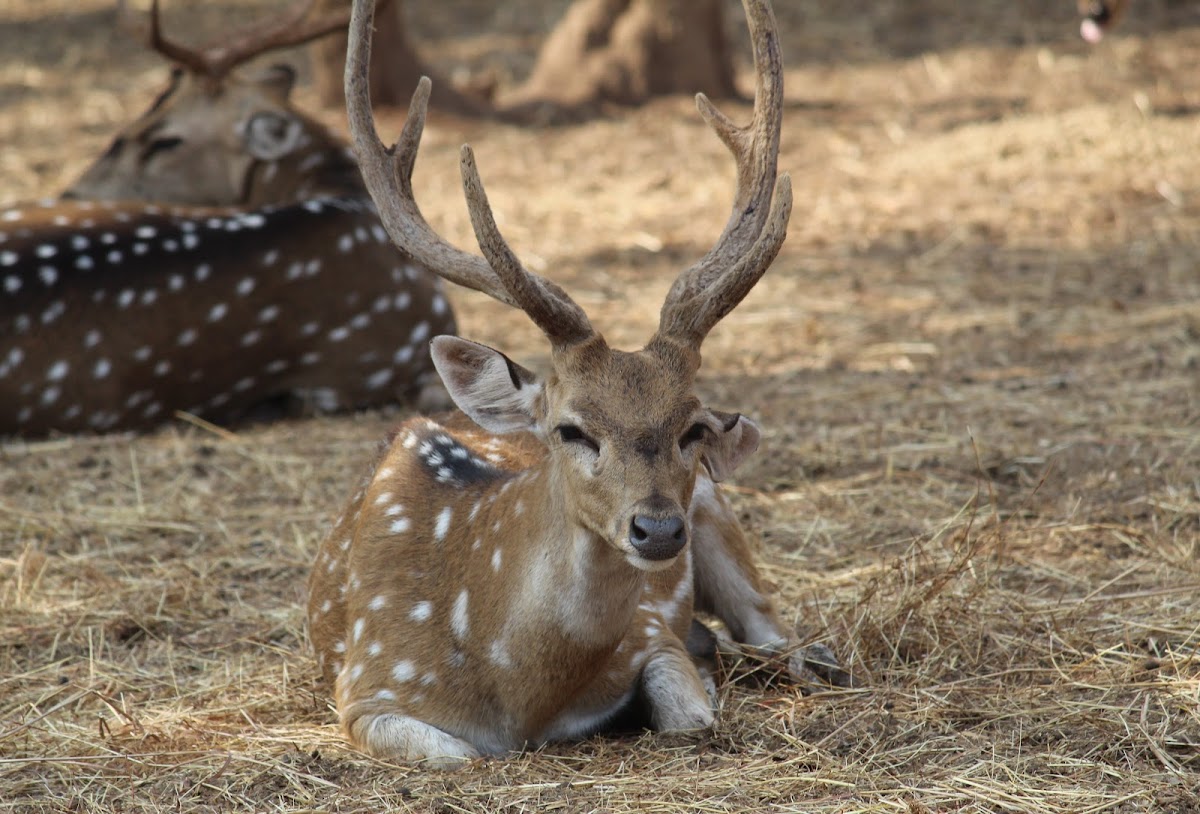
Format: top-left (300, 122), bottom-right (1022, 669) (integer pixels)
top-left (430, 336), bottom-right (543, 434)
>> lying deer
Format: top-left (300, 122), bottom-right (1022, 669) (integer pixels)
top-left (0, 0), bottom-right (452, 437)
top-left (308, 0), bottom-right (838, 767)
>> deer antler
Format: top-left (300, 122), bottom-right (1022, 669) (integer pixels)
top-left (653, 0), bottom-right (793, 352)
top-left (122, 0), bottom-right (358, 80)
top-left (345, 0), bottom-right (594, 349)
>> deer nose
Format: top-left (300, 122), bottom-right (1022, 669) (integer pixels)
top-left (629, 513), bottom-right (687, 561)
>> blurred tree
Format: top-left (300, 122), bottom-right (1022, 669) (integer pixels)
top-left (312, 0), bottom-right (737, 122)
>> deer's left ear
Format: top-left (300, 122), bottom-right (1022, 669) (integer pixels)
top-left (430, 336), bottom-right (543, 434)
top-left (703, 411), bottom-right (761, 482)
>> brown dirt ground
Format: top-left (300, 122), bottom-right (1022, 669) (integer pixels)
top-left (2, 1), bottom-right (1199, 811)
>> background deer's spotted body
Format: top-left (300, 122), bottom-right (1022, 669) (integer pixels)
top-left (0, 197), bottom-right (452, 435)
top-left (0, 0), bottom-right (456, 436)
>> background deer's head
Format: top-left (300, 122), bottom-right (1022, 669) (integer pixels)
top-left (65, 0), bottom-right (361, 206)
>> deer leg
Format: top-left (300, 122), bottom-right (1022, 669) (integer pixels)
top-left (689, 476), bottom-right (849, 687)
top-left (349, 711), bottom-right (480, 769)
top-left (641, 642), bottom-right (716, 733)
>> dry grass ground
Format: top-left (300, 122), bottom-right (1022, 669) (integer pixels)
top-left (2, 0), bottom-right (1199, 811)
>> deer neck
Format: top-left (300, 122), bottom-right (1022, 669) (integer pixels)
top-left (507, 461), bottom-right (645, 650)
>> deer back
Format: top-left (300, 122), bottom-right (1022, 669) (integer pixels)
top-left (0, 199), bottom-right (452, 435)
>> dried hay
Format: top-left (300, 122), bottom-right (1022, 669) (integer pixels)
top-left (2, 0), bottom-right (1199, 811)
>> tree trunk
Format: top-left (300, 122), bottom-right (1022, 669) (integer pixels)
top-left (499, 0), bottom-right (737, 122)
top-left (311, 0), bottom-right (491, 116)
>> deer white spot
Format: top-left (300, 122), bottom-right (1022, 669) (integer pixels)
top-left (46, 360), bottom-right (68, 381)
top-left (241, 213), bottom-right (265, 229)
top-left (333, 640), bottom-right (346, 654)
top-left (0, 251), bottom-right (16, 266)
top-left (300, 351), bottom-right (321, 365)
top-left (366, 369), bottom-right (393, 390)
top-left (41, 301), bottom-right (65, 324)
top-left (4, 275), bottom-right (19, 293)
top-left (77, 255), bottom-right (95, 270)
top-left (195, 263), bottom-right (211, 282)
top-left (392, 661), bottom-right (416, 682)
top-left (394, 345), bottom-right (414, 365)
top-left (17, 407), bottom-right (32, 423)
top-left (389, 517), bottom-right (411, 534)
top-left (304, 259), bottom-right (321, 276)
top-left (491, 548), bottom-right (502, 572)
top-left (451, 590), bottom-right (469, 641)
top-left (37, 266), bottom-right (57, 286)
top-left (351, 313), bottom-right (371, 330)
top-left (237, 277), bottom-right (255, 296)
top-left (135, 225), bottom-right (156, 239)
top-left (374, 491), bottom-right (393, 506)
top-left (208, 303), bottom-right (228, 322)
top-left (431, 295), bottom-right (447, 315)
top-left (410, 322), bottom-right (430, 343)
top-left (152, 360), bottom-right (171, 377)
top-left (384, 503), bottom-right (404, 517)
top-left (370, 224), bottom-right (387, 243)
top-left (2, 210), bottom-right (22, 222)
top-left (140, 289), bottom-right (157, 306)
top-left (83, 330), bottom-right (101, 348)
top-left (367, 642), bottom-right (382, 657)
top-left (180, 233), bottom-right (199, 251)
top-left (103, 250), bottom-right (121, 265)
top-left (489, 640), bottom-right (512, 669)
top-left (35, 244), bottom-right (56, 259)
top-left (338, 234), bottom-right (354, 253)
top-left (234, 377), bottom-right (255, 392)
top-left (93, 359), bottom-right (111, 379)
top-left (393, 291), bottom-right (411, 310)
top-left (409, 601), bottom-right (432, 622)
top-left (433, 508), bottom-right (453, 542)
top-left (329, 326), bottom-right (350, 342)
top-left (420, 671), bottom-right (437, 686)
top-left (117, 289), bottom-right (135, 308)
top-left (353, 618), bottom-right (365, 643)
top-left (326, 556), bottom-right (338, 573)
top-left (98, 232), bottom-right (116, 245)
top-left (374, 689), bottom-right (396, 701)
top-left (178, 328), bottom-right (197, 346)
top-left (143, 402), bottom-right (162, 418)
top-left (286, 261), bottom-right (303, 280)
top-left (369, 595), bottom-right (387, 611)
top-left (133, 346), bottom-right (152, 362)
top-left (513, 500), bottom-right (525, 516)
top-left (162, 238), bottom-right (179, 252)
top-left (41, 386), bottom-right (60, 406)
top-left (258, 305), bottom-right (280, 323)
top-left (132, 243), bottom-right (149, 256)
top-left (241, 330), bottom-right (261, 347)
top-left (63, 404), bottom-right (82, 420)
top-left (300, 321), bottom-right (320, 337)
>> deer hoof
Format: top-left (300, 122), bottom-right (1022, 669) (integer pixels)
top-left (788, 642), bottom-right (853, 691)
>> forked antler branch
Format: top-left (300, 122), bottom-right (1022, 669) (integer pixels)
top-left (120, 0), bottom-right (357, 80)
top-left (345, 0), bottom-right (594, 349)
top-left (654, 0), bottom-right (793, 351)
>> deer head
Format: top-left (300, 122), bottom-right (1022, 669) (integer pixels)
top-left (304, 0), bottom-right (795, 766)
top-left (346, 0), bottom-right (791, 569)
top-left (65, 0), bottom-right (361, 206)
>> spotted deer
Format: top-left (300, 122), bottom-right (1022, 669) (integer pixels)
top-left (0, 0), bottom-right (452, 437)
top-left (1079, 0), bottom-right (1129, 41)
top-left (307, 0), bottom-right (839, 767)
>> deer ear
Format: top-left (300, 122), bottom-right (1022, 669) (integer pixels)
top-left (254, 63), bottom-right (298, 99)
top-left (243, 110), bottom-right (304, 160)
top-left (430, 336), bottom-right (543, 434)
top-left (703, 411), bottom-right (761, 482)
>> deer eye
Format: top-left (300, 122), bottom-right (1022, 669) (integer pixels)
top-left (679, 422), bottom-right (711, 450)
top-left (556, 424), bottom-right (599, 454)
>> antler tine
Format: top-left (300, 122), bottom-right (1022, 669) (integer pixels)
top-left (345, 0), bottom-right (594, 348)
top-left (655, 0), bottom-right (789, 349)
top-left (139, 0), bottom-right (215, 76)
top-left (459, 146), bottom-right (594, 347)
